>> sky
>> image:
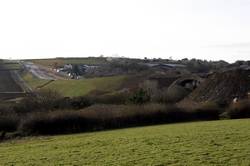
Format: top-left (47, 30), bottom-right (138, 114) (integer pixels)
top-left (0, 0), bottom-right (250, 62)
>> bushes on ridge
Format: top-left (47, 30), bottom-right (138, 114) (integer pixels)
top-left (0, 115), bottom-right (19, 132)
top-left (20, 104), bottom-right (187, 135)
top-left (129, 88), bottom-right (150, 104)
top-left (19, 103), bottom-right (223, 135)
top-left (226, 100), bottom-right (250, 119)
top-left (13, 90), bottom-right (93, 113)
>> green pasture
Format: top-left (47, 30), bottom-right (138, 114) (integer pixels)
top-left (0, 119), bottom-right (249, 165)
top-left (22, 72), bottom-right (126, 97)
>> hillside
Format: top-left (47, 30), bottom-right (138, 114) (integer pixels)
top-left (22, 72), bottom-right (127, 97)
top-left (0, 119), bottom-right (249, 165)
top-left (186, 68), bottom-right (250, 104)
top-left (30, 57), bottom-right (107, 67)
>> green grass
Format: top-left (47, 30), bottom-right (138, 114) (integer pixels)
top-left (22, 72), bottom-right (48, 89)
top-left (0, 60), bottom-right (21, 70)
top-left (3, 63), bottom-right (21, 70)
top-left (31, 57), bottom-right (107, 67)
top-left (22, 72), bottom-right (126, 97)
top-left (0, 119), bottom-right (249, 165)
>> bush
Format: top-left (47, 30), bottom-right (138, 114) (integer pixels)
top-left (0, 115), bottom-right (19, 132)
top-left (164, 85), bottom-right (190, 103)
top-left (226, 100), bottom-right (250, 119)
top-left (13, 91), bottom-right (93, 114)
top-left (19, 111), bottom-right (97, 135)
top-left (192, 102), bottom-right (222, 120)
top-left (129, 88), bottom-right (150, 104)
top-left (87, 92), bottom-right (128, 105)
top-left (7, 101), bottom-right (225, 136)
top-left (69, 96), bottom-right (93, 109)
top-left (13, 89), bottom-right (63, 113)
top-left (19, 104), bottom-right (210, 135)
top-left (140, 80), bottom-right (161, 102)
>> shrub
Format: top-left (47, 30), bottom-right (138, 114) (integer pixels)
top-left (140, 80), bottom-right (161, 102)
top-left (19, 104), bottom-right (199, 135)
top-left (87, 92), bottom-right (128, 104)
top-left (0, 115), bottom-right (19, 132)
top-left (129, 88), bottom-right (150, 104)
top-left (164, 85), bottom-right (190, 103)
top-left (19, 111), bottom-right (98, 135)
top-left (69, 96), bottom-right (93, 109)
top-left (0, 103), bottom-right (15, 116)
top-left (226, 100), bottom-right (250, 119)
top-left (192, 102), bottom-right (222, 120)
top-left (13, 89), bottom-right (63, 113)
top-left (13, 91), bottom-right (93, 114)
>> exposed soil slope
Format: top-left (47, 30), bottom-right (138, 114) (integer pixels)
top-left (186, 68), bottom-right (250, 104)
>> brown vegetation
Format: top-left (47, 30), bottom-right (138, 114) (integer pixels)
top-left (225, 100), bottom-right (250, 119)
top-left (187, 69), bottom-right (250, 105)
top-left (19, 103), bottom-right (221, 135)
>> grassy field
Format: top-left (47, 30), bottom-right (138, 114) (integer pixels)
top-left (0, 119), bottom-right (249, 165)
top-left (2, 63), bottom-right (21, 70)
top-left (22, 72), bottom-right (126, 97)
top-left (21, 72), bottom-right (48, 89)
top-left (31, 57), bottom-right (107, 67)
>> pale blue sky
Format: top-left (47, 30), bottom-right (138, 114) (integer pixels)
top-left (0, 0), bottom-right (250, 62)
